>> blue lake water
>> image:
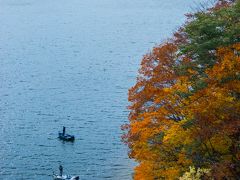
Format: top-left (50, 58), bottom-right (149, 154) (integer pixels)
top-left (0, 0), bottom-right (205, 179)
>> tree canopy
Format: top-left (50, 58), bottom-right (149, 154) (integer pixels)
top-left (123, 0), bottom-right (240, 179)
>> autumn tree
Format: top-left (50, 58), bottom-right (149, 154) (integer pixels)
top-left (123, 0), bottom-right (240, 179)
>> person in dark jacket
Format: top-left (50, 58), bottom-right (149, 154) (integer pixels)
top-left (59, 165), bottom-right (63, 176)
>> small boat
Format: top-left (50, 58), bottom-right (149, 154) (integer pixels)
top-left (53, 174), bottom-right (79, 180)
top-left (53, 165), bottom-right (79, 180)
top-left (58, 126), bottom-right (75, 141)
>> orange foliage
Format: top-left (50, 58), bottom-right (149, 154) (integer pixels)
top-left (123, 1), bottom-right (239, 178)
top-left (123, 41), bottom-right (240, 179)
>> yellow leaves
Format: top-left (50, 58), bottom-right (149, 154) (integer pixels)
top-left (178, 153), bottom-right (192, 167)
top-left (161, 119), bottom-right (195, 149)
top-left (135, 161), bottom-right (181, 180)
top-left (163, 122), bottom-right (191, 146)
top-left (187, 68), bottom-right (197, 75)
top-left (179, 167), bottom-right (211, 180)
top-left (209, 134), bottom-right (232, 154)
top-left (161, 168), bottom-right (180, 179)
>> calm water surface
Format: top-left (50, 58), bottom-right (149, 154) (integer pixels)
top-left (0, 0), bottom-right (204, 179)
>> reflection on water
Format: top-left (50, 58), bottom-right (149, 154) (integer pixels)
top-left (0, 0), bottom-right (204, 179)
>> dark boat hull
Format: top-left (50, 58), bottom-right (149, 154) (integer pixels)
top-left (58, 133), bottom-right (75, 141)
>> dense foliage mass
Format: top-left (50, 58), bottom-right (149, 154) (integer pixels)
top-left (122, 0), bottom-right (240, 179)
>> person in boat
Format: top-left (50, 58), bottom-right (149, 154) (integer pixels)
top-left (59, 165), bottom-right (63, 176)
top-left (53, 165), bottom-right (79, 180)
top-left (59, 126), bottom-right (75, 141)
top-left (63, 126), bottom-right (66, 136)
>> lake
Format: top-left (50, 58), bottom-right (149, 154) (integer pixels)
top-left (0, 0), bottom-right (205, 179)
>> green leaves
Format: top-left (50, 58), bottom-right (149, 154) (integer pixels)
top-left (181, 1), bottom-right (240, 69)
